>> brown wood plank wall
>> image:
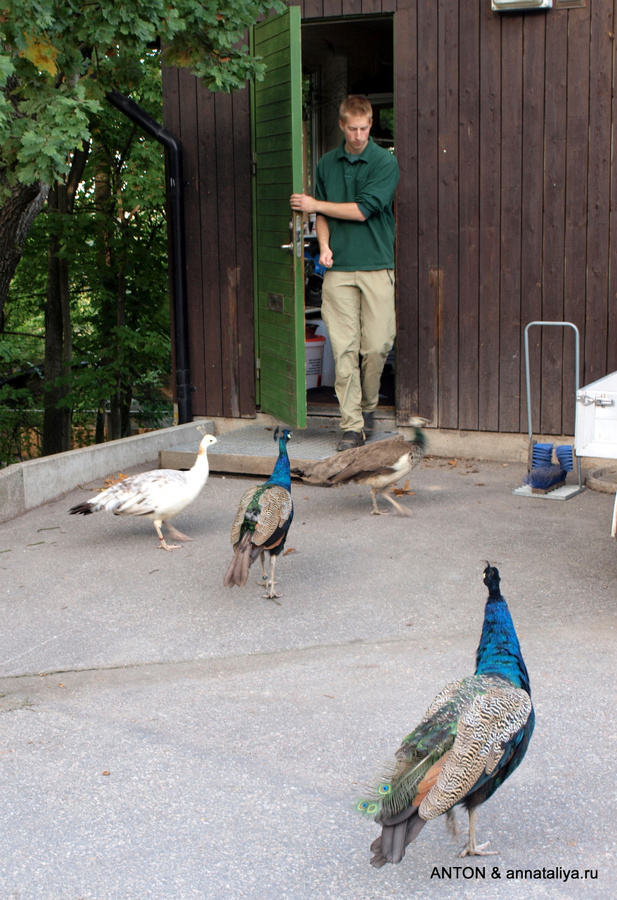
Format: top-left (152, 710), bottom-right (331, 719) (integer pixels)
top-left (415, 0), bottom-right (439, 424)
top-left (499, 15), bottom-right (523, 434)
top-left (392, 0), bottom-right (418, 423)
top-left (586, 0), bottom-right (613, 390)
top-left (478, 3), bottom-right (501, 432)
top-left (437, 0), bottom-right (460, 428)
top-left (520, 13), bottom-right (546, 439)
top-left (394, 0), bottom-right (617, 435)
top-left (162, 0), bottom-right (617, 435)
top-left (161, 66), bottom-right (255, 419)
top-left (458, 0), bottom-right (480, 432)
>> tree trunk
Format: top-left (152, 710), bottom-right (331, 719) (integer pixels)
top-left (42, 185), bottom-right (71, 455)
top-left (41, 146), bottom-right (89, 456)
top-left (109, 245), bottom-right (132, 440)
top-left (0, 181), bottom-right (49, 333)
top-left (93, 142), bottom-right (134, 441)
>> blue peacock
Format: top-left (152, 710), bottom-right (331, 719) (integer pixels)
top-left (223, 427), bottom-right (294, 601)
top-left (357, 564), bottom-right (534, 867)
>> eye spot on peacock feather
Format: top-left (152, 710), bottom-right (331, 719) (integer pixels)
top-left (356, 800), bottom-right (379, 815)
top-left (378, 783), bottom-right (391, 795)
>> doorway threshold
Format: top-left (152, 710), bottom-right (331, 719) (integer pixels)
top-left (159, 418), bottom-right (399, 478)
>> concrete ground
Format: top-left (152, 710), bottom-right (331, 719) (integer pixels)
top-left (0, 447), bottom-right (616, 899)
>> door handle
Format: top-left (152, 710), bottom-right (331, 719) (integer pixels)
top-left (280, 242), bottom-right (311, 252)
top-left (280, 215), bottom-right (307, 257)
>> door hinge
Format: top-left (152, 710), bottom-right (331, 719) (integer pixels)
top-left (252, 152), bottom-right (257, 177)
top-left (256, 357), bottom-right (260, 379)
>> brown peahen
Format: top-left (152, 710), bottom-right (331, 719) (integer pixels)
top-left (291, 423), bottom-right (426, 516)
top-left (223, 428), bottom-right (293, 601)
top-left (69, 433), bottom-right (217, 550)
top-left (356, 564), bottom-right (534, 867)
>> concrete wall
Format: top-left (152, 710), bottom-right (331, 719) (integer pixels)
top-left (0, 421), bottom-right (213, 524)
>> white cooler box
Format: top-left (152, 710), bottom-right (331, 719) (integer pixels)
top-left (575, 371), bottom-right (617, 459)
top-left (575, 370), bottom-right (617, 538)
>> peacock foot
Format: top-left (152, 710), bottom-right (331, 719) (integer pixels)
top-left (459, 842), bottom-right (498, 858)
top-left (263, 578), bottom-right (282, 601)
top-left (158, 540), bottom-right (182, 551)
top-left (370, 508), bottom-right (389, 516)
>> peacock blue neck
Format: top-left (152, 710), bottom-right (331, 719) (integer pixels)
top-left (475, 595), bottom-right (531, 694)
top-left (266, 435), bottom-right (291, 490)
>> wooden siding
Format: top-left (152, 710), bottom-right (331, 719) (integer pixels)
top-left (395, 0), bottom-right (617, 434)
top-left (162, 0), bottom-right (617, 436)
top-left (161, 67), bottom-right (255, 419)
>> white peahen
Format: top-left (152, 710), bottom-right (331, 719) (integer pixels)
top-left (69, 433), bottom-right (217, 550)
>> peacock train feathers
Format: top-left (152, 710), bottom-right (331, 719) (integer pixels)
top-left (357, 564), bottom-right (534, 867)
top-left (223, 427), bottom-right (294, 601)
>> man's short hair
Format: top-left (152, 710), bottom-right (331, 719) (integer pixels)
top-left (339, 95), bottom-right (373, 122)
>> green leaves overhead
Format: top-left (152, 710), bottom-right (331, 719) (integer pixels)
top-left (0, 0), bottom-right (285, 196)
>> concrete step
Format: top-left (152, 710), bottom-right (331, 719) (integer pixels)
top-left (159, 419), bottom-right (400, 478)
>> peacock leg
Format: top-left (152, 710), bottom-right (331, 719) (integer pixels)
top-left (379, 489), bottom-right (413, 517)
top-left (459, 808), bottom-right (498, 857)
top-left (165, 522), bottom-right (193, 542)
top-left (370, 487), bottom-right (389, 516)
top-left (263, 553), bottom-right (282, 603)
top-left (255, 553), bottom-right (269, 587)
top-left (154, 521), bottom-right (180, 551)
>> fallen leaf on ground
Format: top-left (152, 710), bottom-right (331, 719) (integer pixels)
top-left (392, 480), bottom-right (414, 496)
top-left (103, 473), bottom-right (129, 489)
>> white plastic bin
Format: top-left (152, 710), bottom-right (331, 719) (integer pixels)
top-left (305, 335), bottom-right (326, 388)
top-left (312, 319), bottom-right (336, 386)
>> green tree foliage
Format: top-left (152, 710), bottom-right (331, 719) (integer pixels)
top-left (2, 54), bottom-right (174, 463)
top-left (0, 0), bottom-right (285, 462)
top-left (0, 0), bottom-right (282, 193)
top-left (0, 0), bottom-right (284, 322)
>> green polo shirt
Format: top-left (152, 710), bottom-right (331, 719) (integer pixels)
top-left (314, 137), bottom-right (399, 271)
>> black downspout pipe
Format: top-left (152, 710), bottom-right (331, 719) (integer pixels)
top-left (106, 89), bottom-right (192, 425)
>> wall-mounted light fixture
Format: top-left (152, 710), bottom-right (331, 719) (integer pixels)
top-left (491, 0), bottom-right (551, 9)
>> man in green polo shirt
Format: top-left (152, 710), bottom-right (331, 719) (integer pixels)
top-left (290, 95), bottom-right (399, 451)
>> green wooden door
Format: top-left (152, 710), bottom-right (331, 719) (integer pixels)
top-left (252, 7), bottom-right (306, 429)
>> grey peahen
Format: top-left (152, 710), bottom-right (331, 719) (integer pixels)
top-left (69, 433), bottom-right (217, 550)
top-left (223, 427), bottom-right (294, 601)
top-left (292, 423), bottom-right (426, 516)
top-left (356, 564), bottom-right (534, 866)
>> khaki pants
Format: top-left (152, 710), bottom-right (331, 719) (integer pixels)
top-left (321, 269), bottom-right (396, 433)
